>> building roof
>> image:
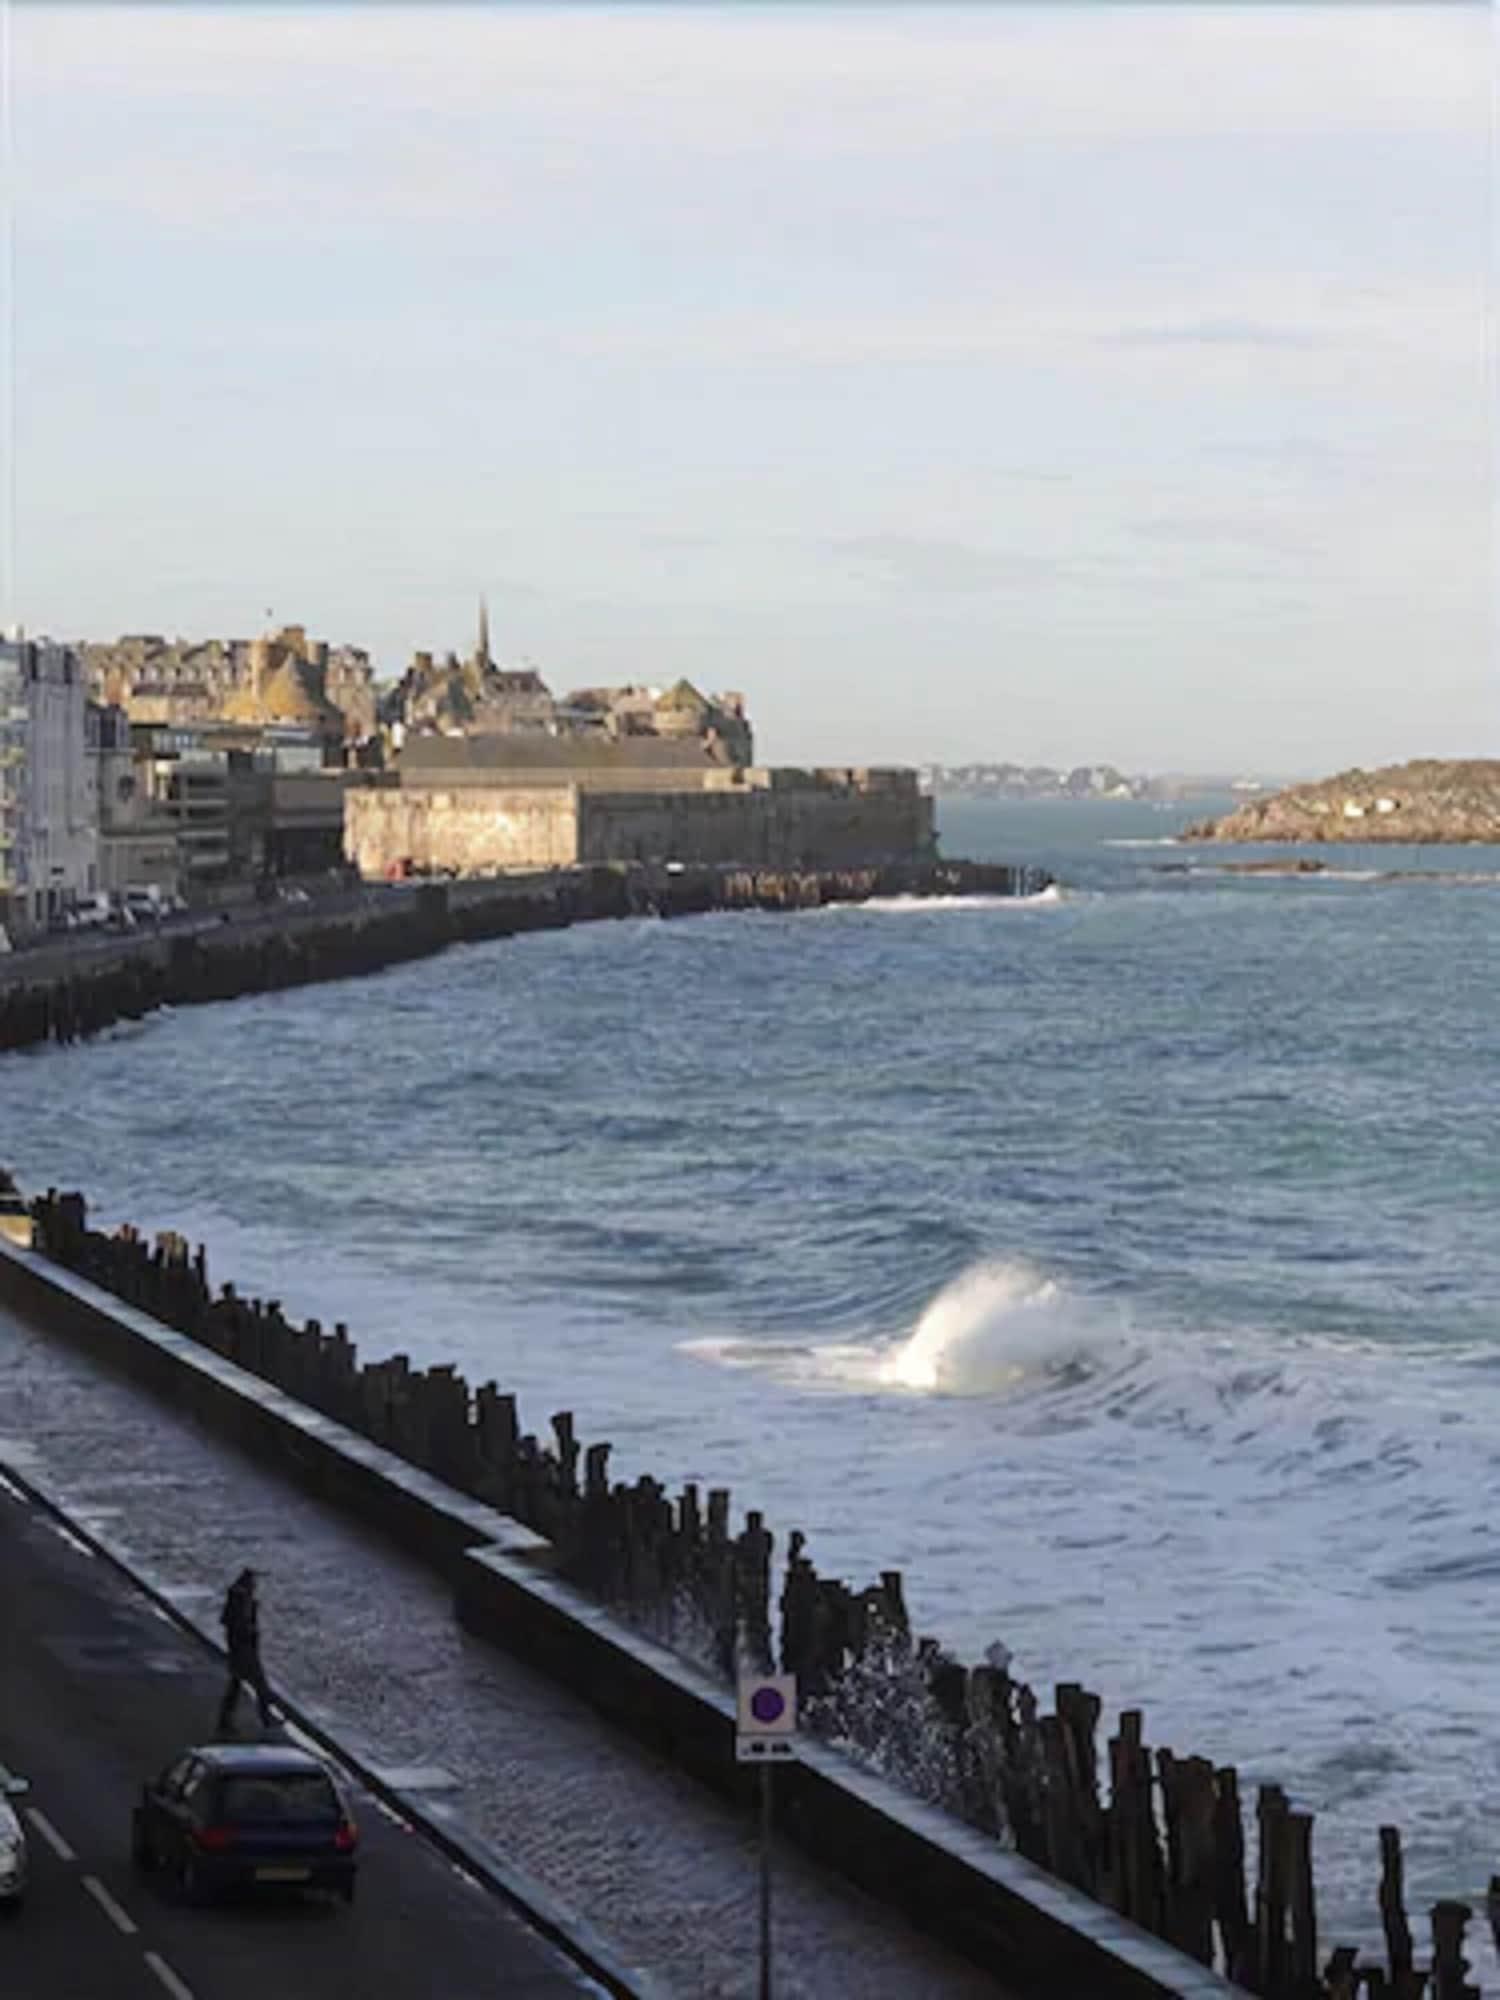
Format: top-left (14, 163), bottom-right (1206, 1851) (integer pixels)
top-left (656, 678), bottom-right (710, 714)
top-left (400, 733), bottom-right (729, 779)
top-left (222, 656), bottom-right (341, 730)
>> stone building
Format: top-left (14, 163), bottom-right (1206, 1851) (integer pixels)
top-left (82, 624), bottom-right (377, 746)
top-left (385, 603), bottom-right (754, 766)
top-left (0, 637), bottom-right (99, 927)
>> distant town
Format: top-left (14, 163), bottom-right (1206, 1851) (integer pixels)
top-left (0, 608), bottom-right (932, 939)
top-left (920, 762), bottom-right (1268, 802)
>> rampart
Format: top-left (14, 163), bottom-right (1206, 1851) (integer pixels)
top-left (5, 1196), bottom-right (1490, 2000)
top-left (344, 766), bottom-right (936, 877)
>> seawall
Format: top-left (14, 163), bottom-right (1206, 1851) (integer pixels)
top-left (0, 857), bottom-right (1049, 1053)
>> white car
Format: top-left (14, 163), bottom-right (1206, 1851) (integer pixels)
top-left (0, 1790), bottom-right (28, 1907)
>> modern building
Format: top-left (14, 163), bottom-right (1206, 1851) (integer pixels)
top-left (0, 637), bottom-right (99, 928)
top-left (89, 701), bottom-right (182, 899)
top-left (130, 722), bottom-right (347, 888)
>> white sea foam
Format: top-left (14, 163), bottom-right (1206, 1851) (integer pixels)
top-left (850, 884), bottom-right (1064, 914)
top-left (682, 1258), bottom-right (1120, 1398)
top-left (1102, 837), bottom-right (1180, 848)
top-left (879, 1258), bottom-right (1111, 1393)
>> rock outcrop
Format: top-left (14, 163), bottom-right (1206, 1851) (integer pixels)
top-left (1185, 759), bottom-right (1500, 844)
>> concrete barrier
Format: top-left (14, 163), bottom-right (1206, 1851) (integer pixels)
top-left (0, 1235), bottom-right (1237, 2000)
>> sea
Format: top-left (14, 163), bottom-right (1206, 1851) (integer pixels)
top-left (6, 795), bottom-right (1499, 1949)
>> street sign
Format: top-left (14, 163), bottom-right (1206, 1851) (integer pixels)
top-left (736, 1672), bottom-right (797, 1763)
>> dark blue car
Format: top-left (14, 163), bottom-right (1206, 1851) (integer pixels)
top-left (131, 1743), bottom-right (359, 1905)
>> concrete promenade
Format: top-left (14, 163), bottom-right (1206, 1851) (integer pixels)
top-left (0, 1471), bottom-right (601, 2000)
top-left (0, 1296), bottom-right (1011, 2000)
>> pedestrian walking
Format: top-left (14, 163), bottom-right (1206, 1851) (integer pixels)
top-left (216, 1567), bottom-right (274, 1733)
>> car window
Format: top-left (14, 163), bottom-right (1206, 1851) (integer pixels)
top-left (221, 1772), bottom-right (339, 1823)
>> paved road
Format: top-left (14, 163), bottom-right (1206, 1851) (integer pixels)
top-left (0, 1480), bottom-right (601, 2000)
top-left (0, 1300), bottom-right (1011, 1999)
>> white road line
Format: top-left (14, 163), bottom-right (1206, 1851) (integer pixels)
top-left (25, 1805), bottom-right (76, 1861)
top-left (82, 1872), bottom-right (139, 1935)
top-left (144, 1951), bottom-right (197, 2000)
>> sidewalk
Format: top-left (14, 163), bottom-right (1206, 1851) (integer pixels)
top-left (0, 1298), bottom-right (1010, 2000)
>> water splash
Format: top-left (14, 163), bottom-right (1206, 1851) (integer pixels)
top-left (880, 1258), bottom-right (1107, 1394)
top-left (846, 884), bottom-right (1064, 913)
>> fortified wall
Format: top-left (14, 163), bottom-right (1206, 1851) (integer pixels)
top-left (345, 745), bottom-right (935, 878)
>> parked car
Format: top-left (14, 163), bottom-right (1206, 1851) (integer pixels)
top-left (0, 1180), bottom-right (33, 1250)
top-left (68, 892), bottom-right (113, 930)
top-left (131, 1744), bottom-right (358, 1905)
top-left (0, 1774), bottom-right (30, 1908)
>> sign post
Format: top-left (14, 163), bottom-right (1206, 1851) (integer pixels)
top-left (736, 1673), bottom-right (797, 2000)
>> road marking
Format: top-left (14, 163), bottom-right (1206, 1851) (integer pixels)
top-left (25, 1805), bottom-right (76, 1861)
top-left (144, 1951), bottom-right (197, 2000)
top-left (82, 1872), bottom-right (139, 1935)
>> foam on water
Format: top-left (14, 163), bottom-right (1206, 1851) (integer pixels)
top-left (683, 1258), bottom-right (1131, 1400)
top-left (848, 883), bottom-right (1064, 913)
top-left (879, 1258), bottom-right (1108, 1392)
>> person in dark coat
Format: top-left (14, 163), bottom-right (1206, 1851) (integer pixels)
top-left (216, 1567), bottom-right (274, 1732)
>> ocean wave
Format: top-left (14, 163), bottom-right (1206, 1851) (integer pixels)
top-left (1103, 837), bottom-right (1180, 848)
top-left (847, 885), bottom-right (1065, 914)
top-left (879, 1257), bottom-right (1110, 1392)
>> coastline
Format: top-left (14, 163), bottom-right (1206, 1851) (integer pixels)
top-left (0, 856), bottom-right (1051, 1054)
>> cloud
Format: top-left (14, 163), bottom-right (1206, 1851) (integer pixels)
top-left (1105, 320), bottom-right (1329, 351)
top-left (16, 4), bottom-right (1486, 152)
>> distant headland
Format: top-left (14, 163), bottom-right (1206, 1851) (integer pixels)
top-left (1184, 759), bottom-right (1500, 844)
top-left (922, 761), bottom-right (1264, 803)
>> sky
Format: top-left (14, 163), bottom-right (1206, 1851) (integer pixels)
top-left (2, 2), bottom-right (1493, 773)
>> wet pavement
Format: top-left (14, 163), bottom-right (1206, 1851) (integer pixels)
top-left (0, 1301), bottom-right (1011, 1999)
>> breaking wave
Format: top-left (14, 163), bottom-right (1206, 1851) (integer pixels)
top-left (682, 1258), bottom-right (1123, 1399)
top-left (879, 1258), bottom-right (1111, 1393)
top-left (850, 884), bottom-right (1065, 914)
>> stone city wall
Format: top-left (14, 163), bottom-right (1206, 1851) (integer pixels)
top-left (577, 783), bottom-right (935, 869)
top-left (345, 784), bottom-right (582, 877)
top-left (345, 778), bottom-right (936, 877)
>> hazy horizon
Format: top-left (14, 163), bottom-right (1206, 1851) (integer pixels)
top-left (3, 4), bottom-right (1492, 770)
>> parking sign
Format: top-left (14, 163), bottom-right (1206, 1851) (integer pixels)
top-left (736, 1673), bottom-right (798, 1763)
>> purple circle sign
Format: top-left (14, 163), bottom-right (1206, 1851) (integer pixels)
top-left (750, 1686), bottom-right (786, 1725)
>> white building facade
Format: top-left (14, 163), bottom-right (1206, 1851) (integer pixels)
top-left (0, 638), bottom-right (99, 927)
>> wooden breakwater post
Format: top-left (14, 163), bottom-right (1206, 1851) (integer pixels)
top-left (23, 1185), bottom-right (1486, 1999)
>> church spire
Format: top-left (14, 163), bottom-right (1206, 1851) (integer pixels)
top-left (476, 594), bottom-right (491, 672)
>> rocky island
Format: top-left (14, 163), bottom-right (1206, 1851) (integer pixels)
top-left (1184, 759), bottom-right (1500, 844)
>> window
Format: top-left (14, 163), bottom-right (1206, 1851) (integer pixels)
top-left (220, 1772), bottom-right (339, 1824)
